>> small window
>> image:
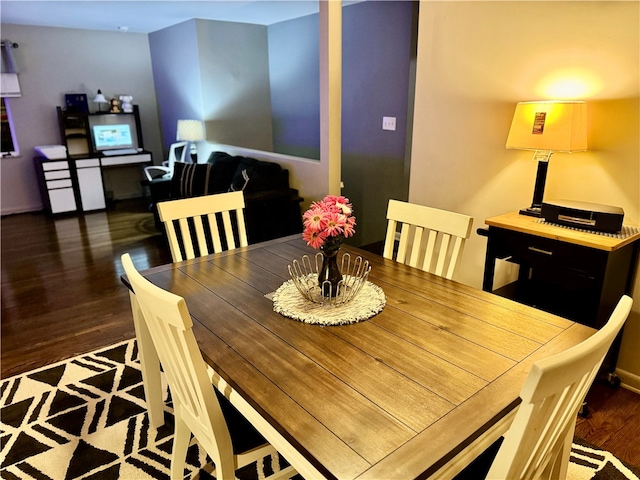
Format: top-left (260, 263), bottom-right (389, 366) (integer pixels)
top-left (1, 97), bottom-right (19, 157)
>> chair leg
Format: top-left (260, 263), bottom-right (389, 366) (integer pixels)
top-left (130, 292), bottom-right (165, 429)
top-left (578, 401), bottom-right (590, 418)
top-left (171, 415), bottom-right (191, 480)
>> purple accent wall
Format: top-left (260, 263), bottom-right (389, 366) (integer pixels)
top-left (149, 20), bottom-right (203, 150)
top-left (268, 1), bottom-right (414, 160)
top-left (341, 1), bottom-right (415, 245)
top-left (268, 1), bottom-right (416, 245)
top-left (342, 1), bottom-right (413, 159)
top-left (268, 14), bottom-right (320, 159)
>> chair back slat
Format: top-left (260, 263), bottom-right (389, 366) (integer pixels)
top-left (408, 227), bottom-right (423, 268)
top-left (236, 209), bottom-right (248, 246)
top-left (445, 236), bottom-right (465, 280)
top-left (221, 211), bottom-right (236, 250)
top-left (158, 192), bottom-right (248, 262)
top-left (177, 218), bottom-right (196, 260)
top-left (207, 213), bottom-right (224, 252)
top-left (396, 222), bottom-right (411, 263)
top-left (433, 233), bottom-right (451, 277)
top-left (383, 219), bottom-right (398, 259)
top-left (192, 215), bottom-right (210, 257)
top-left (421, 229), bottom-right (438, 273)
top-left (384, 200), bottom-right (473, 280)
top-left (163, 219), bottom-right (186, 262)
top-left (488, 295), bottom-right (633, 479)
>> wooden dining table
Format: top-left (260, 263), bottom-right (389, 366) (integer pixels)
top-left (124, 234), bottom-right (595, 480)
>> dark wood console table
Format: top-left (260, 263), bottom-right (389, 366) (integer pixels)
top-left (481, 211), bottom-right (640, 380)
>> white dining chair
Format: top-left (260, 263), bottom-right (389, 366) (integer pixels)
top-left (455, 295), bottom-right (633, 480)
top-left (157, 191), bottom-right (248, 262)
top-left (383, 199), bottom-right (474, 280)
top-left (121, 253), bottom-right (297, 480)
top-left (144, 141), bottom-right (188, 181)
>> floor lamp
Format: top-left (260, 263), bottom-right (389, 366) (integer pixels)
top-left (506, 101), bottom-right (587, 217)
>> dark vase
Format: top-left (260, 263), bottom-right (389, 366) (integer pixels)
top-left (318, 246), bottom-right (343, 297)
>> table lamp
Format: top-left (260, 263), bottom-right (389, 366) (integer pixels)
top-left (506, 101), bottom-right (587, 217)
top-left (177, 119), bottom-right (205, 162)
top-left (93, 89), bottom-right (108, 113)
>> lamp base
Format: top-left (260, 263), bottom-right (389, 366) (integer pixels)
top-left (519, 207), bottom-right (542, 217)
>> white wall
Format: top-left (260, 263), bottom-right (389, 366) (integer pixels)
top-left (149, 19), bottom-right (274, 154)
top-left (410, 1), bottom-right (640, 386)
top-left (197, 19), bottom-right (274, 152)
top-left (0, 24), bottom-right (163, 214)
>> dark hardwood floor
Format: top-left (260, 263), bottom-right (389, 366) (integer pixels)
top-left (576, 382), bottom-right (640, 468)
top-left (2, 200), bottom-right (639, 468)
top-left (1, 199), bottom-right (171, 378)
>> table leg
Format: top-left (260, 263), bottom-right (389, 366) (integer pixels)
top-left (129, 291), bottom-right (164, 428)
top-left (482, 236), bottom-right (497, 293)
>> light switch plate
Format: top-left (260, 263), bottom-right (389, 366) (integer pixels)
top-left (382, 116), bottom-right (396, 131)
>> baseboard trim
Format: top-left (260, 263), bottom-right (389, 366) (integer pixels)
top-left (109, 193), bottom-right (145, 201)
top-left (0, 203), bottom-right (43, 216)
top-left (616, 368), bottom-right (640, 394)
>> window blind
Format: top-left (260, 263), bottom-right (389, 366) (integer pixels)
top-left (1, 40), bottom-right (21, 97)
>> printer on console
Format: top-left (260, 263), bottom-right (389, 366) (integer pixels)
top-left (541, 200), bottom-right (624, 234)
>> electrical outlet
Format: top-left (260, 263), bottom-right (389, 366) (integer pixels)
top-left (382, 116), bottom-right (396, 131)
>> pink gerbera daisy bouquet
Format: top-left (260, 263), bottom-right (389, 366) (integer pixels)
top-left (302, 195), bottom-right (356, 253)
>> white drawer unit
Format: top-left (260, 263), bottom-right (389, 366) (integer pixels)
top-left (75, 158), bottom-right (106, 211)
top-left (42, 160), bottom-right (71, 171)
top-left (46, 179), bottom-right (73, 189)
top-left (44, 170), bottom-right (71, 181)
top-left (35, 157), bottom-right (78, 214)
top-left (76, 159), bottom-right (100, 168)
top-left (48, 188), bottom-right (77, 214)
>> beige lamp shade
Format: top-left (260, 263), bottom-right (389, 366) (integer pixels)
top-left (176, 119), bottom-right (205, 141)
top-left (506, 101), bottom-right (587, 152)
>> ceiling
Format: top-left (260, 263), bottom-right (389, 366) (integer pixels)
top-left (0, 1), bottom-right (335, 34)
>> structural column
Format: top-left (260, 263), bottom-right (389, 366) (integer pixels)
top-left (319, 0), bottom-right (342, 196)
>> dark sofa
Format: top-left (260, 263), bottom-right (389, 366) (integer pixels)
top-left (148, 151), bottom-right (303, 244)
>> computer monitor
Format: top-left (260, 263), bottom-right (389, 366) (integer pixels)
top-left (88, 113), bottom-right (139, 152)
top-left (92, 124), bottom-right (133, 150)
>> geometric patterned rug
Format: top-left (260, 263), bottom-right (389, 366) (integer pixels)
top-left (0, 339), bottom-right (283, 480)
top-left (2, 339), bottom-right (639, 480)
top-left (569, 440), bottom-right (640, 480)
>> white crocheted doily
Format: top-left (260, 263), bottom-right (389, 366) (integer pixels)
top-left (271, 280), bottom-right (386, 325)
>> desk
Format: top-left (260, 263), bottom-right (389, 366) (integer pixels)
top-left (125, 235), bottom-right (594, 479)
top-left (35, 153), bottom-right (152, 214)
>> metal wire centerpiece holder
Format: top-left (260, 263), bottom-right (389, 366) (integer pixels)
top-left (288, 252), bottom-right (371, 306)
